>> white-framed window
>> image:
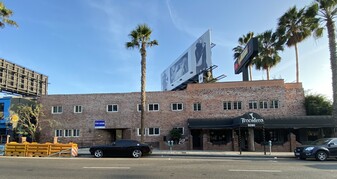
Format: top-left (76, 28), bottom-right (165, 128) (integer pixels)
top-left (137, 104), bottom-right (141, 112)
top-left (259, 101), bottom-right (268, 109)
top-left (173, 127), bottom-right (184, 135)
top-left (55, 129), bottom-right (63, 137)
top-left (148, 127), bottom-right (160, 136)
top-left (107, 104), bottom-right (118, 112)
top-left (74, 105), bottom-right (83, 113)
top-left (148, 103), bottom-right (159, 111)
top-left (193, 103), bottom-right (201, 111)
top-left (270, 100), bottom-right (279, 109)
top-left (249, 100), bottom-right (258, 109)
top-left (64, 129), bottom-right (72, 137)
top-left (137, 128), bottom-right (147, 136)
top-left (52, 106), bottom-right (63, 114)
top-left (72, 129), bottom-right (80, 137)
top-left (223, 101), bottom-right (232, 110)
top-left (233, 101), bottom-right (242, 110)
top-left (171, 103), bottom-right (183, 111)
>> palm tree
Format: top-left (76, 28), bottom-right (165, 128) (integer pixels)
top-left (233, 32), bottom-right (255, 80)
top-left (254, 30), bottom-right (284, 80)
top-left (310, 0), bottom-right (337, 125)
top-left (277, 6), bottom-right (322, 83)
top-left (126, 24), bottom-right (158, 143)
top-left (0, 2), bottom-right (18, 28)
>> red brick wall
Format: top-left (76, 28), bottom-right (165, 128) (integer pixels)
top-left (38, 80), bottom-right (306, 150)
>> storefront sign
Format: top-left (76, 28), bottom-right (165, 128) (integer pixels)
top-left (237, 112), bottom-right (264, 127)
top-left (94, 120), bottom-right (105, 129)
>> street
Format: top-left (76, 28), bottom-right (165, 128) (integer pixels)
top-left (0, 156), bottom-right (336, 179)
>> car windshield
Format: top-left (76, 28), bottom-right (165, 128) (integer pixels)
top-left (311, 138), bottom-right (331, 145)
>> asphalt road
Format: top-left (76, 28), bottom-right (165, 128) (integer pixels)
top-left (0, 156), bottom-right (336, 179)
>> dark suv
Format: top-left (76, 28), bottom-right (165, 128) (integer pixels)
top-left (294, 138), bottom-right (337, 161)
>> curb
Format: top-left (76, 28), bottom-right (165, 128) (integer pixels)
top-left (77, 152), bottom-right (294, 159)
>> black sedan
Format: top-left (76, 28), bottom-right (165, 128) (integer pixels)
top-left (90, 139), bottom-right (152, 158)
top-left (294, 138), bottom-right (337, 161)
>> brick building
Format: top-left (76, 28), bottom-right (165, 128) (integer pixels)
top-left (38, 80), bottom-right (336, 152)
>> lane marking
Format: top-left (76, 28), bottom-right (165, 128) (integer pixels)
top-left (229, 169), bottom-right (282, 173)
top-left (83, 167), bottom-right (130, 169)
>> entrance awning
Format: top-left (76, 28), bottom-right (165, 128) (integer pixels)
top-left (188, 114), bottom-right (336, 129)
top-left (188, 118), bottom-right (233, 129)
top-left (264, 115), bottom-right (336, 128)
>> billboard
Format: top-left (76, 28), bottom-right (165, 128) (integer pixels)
top-left (234, 37), bottom-right (258, 74)
top-left (0, 59), bottom-right (48, 96)
top-left (161, 30), bottom-right (212, 91)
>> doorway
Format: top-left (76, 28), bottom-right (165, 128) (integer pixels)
top-left (239, 129), bottom-right (249, 151)
top-left (110, 129), bottom-right (123, 142)
top-left (191, 130), bottom-right (203, 150)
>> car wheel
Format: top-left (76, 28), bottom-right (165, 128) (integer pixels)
top-left (315, 151), bottom-right (328, 161)
top-left (299, 157), bottom-right (306, 160)
top-left (132, 149), bottom-right (142, 158)
top-left (94, 149), bottom-right (103, 158)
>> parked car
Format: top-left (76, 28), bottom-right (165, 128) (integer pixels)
top-left (89, 139), bottom-right (152, 158)
top-left (294, 138), bottom-right (337, 161)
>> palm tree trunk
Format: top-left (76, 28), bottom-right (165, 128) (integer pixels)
top-left (249, 64), bottom-right (253, 81)
top-left (266, 67), bottom-right (270, 80)
top-left (326, 18), bottom-right (337, 129)
top-left (294, 43), bottom-right (300, 83)
top-left (140, 44), bottom-right (147, 143)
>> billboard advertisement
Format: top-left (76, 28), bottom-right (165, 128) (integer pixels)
top-left (0, 59), bottom-right (48, 96)
top-left (234, 37), bottom-right (258, 74)
top-left (161, 30), bottom-right (212, 91)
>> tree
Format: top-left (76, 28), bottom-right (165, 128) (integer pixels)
top-left (305, 93), bottom-right (332, 115)
top-left (169, 128), bottom-right (182, 144)
top-left (0, 2), bottom-right (18, 28)
top-left (310, 0), bottom-right (337, 126)
top-left (233, 32), bottom-right (255, 80)
top-left (277, 5), bottom-right (322, 83)
top-left (126, 24), bottom-right (158, 143)
top-left (12, 103), bottom-right (43, 142)
top-left (254, 30), bottom-right (284, 80)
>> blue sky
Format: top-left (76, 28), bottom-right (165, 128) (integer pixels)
top-left (0, 0), bottom-right (332, 99)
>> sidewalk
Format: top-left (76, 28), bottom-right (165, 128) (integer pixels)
top-left (78, 148), bottom-right (294, 158)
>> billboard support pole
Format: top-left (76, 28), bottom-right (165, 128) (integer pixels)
top-left (242, 67), bottom-right (249, 81)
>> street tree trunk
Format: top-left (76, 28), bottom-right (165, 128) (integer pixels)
top-left (140, 43), bottom-right (147, 143)
top-left (249, 65), bottom-right (253, 81)
top-left (294, 43), bottom-right (300, 83)
top-left (248, 128), bottom-right (255, 151)
top-left (326, 17), bottom-right (337, 130)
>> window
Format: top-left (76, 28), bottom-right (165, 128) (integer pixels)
top-left (249, 100), bottom-right (258, 109)
top-left (193, 103), bottom-right (201, 111)
top-left (107, 104), bottom-right (118, 112)
top-left (74, 105), bottom-right (83, 113)
top-left (137, 128), bottom-right (147, 136)
top-left (233, 101), bottom-right (242, 110)
top-left (137, 104), bottom-right (142, 112)
top-left (270, 100), bottom-right (279, 109)
top-left (148, 103), bottom-right (159, 111)
top-left (55, 129), bottom-right (63, 137)
top-left (173, 127), bottom-right (184, 135)
top-left (52, 106), bottom-right (63, 114)
top-left (223, 101), bottom-right (232, 110)
top-left (210, 130), bottom-right (229, 144)
top-left (259, 101), bottom-right (268, 109)
top-left (171, 103), bottom-right (183, 111)
top-left (73, 129), bottom-right (80, 137)
top-left (64, 129), bottom-right (72, 137)
top-left (148, 127), bottom-right (160, 136)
